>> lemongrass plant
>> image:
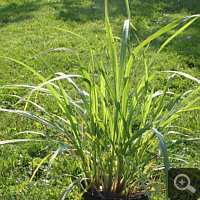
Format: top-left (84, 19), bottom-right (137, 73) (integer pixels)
top-left (1, 0), bottom-right (200, 199)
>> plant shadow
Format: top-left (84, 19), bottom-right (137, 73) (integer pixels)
top-left (0, 1), bottom-right (40, 27)
top-left (55, 0), bottom-right (200, 23)
top-left (55, 0), bottom-right (128, 23)
top-left (51, 0), bottom-right (200, 70)
top-left (0, 0), bottom-right (199, 70)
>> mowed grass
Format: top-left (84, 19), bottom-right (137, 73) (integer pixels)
top-left (0, 0), bottom-right (199, 199)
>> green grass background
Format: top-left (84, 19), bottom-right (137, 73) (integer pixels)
top-left (0, 0), bottom-right (199, 199)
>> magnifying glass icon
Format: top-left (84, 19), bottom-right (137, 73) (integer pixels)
top-left (174, 174), bottom-right (196, 193)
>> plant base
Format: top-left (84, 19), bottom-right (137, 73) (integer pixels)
top-left (82, 191), bottom-right (149, 200)
top-left (81, 181), bottom-right (149, 200)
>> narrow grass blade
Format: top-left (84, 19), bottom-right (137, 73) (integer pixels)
top-left (123, 123), bottom-right (153, 152)
top-left (153, 74), bottom-right (176, 120)
top-left (125, 0), bottom-right (130, 20)
top-left (129, 161), bottom-right (165, 199)
top-left (125, 15), bottom-right (200, 78)
top-left (66, 77), bottom-right (89, 110)
top-left (155, 17), bottom-right (199, 57)
top-left (29, 152), bottom-right (52, 183)
top-left (0, 139), bottom-right (49, 145)
top-left (137, 178), bottom-right (151, 199)
top-left (105, 0), bottom-right (118, 99)
top-left (151, 128), bottom-right (169, 199)
top-left (167, 137), bottom-right (200, 149)
top-left (0, 108), bottom-right (66, 133)
top-left (119, 19), bottom-right (129, 94)
top-left (46, 144), bottom-right (72, 178)
top-left (163, 71), bottom-right (200, 84)
top-left (134, 15), bottom-right (199, 57)
top-left (60, 178), bottom-right (87, 200)
top-left (1, 57), bottom-right (73, 116)
top-left (16, 131), bottom-right (57, 140)
top-left (52, 27), bottom-right (95, 76)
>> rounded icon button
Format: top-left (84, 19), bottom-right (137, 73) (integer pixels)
top-left (174, 174), bottom-right (196, 193)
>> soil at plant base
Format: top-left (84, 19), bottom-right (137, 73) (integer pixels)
top-left (82, 190), bottom-right (149, 200)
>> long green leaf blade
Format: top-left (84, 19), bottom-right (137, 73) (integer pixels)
top-left (151, 128), bottom-right (169, 199)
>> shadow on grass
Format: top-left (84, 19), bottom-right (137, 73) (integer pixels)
top-left (0, 0), bottom-right (199, 69)
top-left (1, 0), bottom-right (198, 27)
top-left (0, 1), bottom-right (40, 27)
top-left (160, 0), bottom-right (200, 15)
top-left (55, 0), bottom-right (128, 22)
top-left (55, 0), bottom-right (200, 66)
top-left (55, 0), bottom-right (200, 22)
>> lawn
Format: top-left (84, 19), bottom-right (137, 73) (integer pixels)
top-left (0, 0), bottom-right (199, 199)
